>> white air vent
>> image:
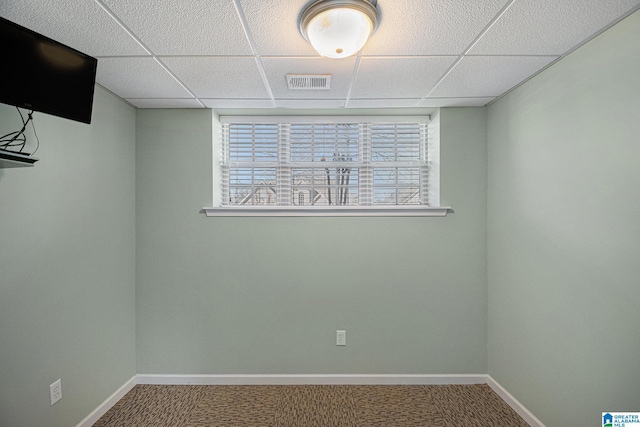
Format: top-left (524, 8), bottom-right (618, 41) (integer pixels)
top-left (286, 74), bottom-right (331, 90)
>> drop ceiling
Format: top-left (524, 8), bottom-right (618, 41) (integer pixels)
top-left (3, 0), bottom-right (640, 110)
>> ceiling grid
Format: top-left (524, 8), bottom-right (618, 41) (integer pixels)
top-left (1, 0), bottom-right (639, 109)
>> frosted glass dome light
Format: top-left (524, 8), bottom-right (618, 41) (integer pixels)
top-left (299, 0), bottom-right (380, 59)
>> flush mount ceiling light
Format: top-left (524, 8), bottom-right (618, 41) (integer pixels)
top-left (299, 0), bottom-right (380, 59)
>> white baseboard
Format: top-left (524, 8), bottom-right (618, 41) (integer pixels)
top-left (74, 375), bottom-right (136, 427)
top-left (136, 373), bottom-right (487, 386)
top-left (486, 375), bottom-right (545, 427)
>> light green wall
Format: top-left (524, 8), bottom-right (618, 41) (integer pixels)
top-left (0, 87), bottom-right (136, 427)
top-left (487, 11), bottom-right (640, 427)
top-left (135, 107), bottom-right (487, 375)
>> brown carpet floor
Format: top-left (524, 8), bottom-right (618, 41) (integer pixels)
top-left (92, 384), bottom-right (530, 427)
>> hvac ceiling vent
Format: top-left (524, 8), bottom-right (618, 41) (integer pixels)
top-left (286, 74), bottom-right (331, 90)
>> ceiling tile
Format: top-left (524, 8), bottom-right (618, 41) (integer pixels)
top-left (100, 0), bottom-right (252, 55)
top-left (418, 98), bottom-right (495, 107)
top-left (239, 0), bottom-right (318, 56)
top-left (364, 0), bottom-right (510, 56)
top-left (429, 56), bottom-right (557, 98)
top-left (469, 0), bottom-right (640, 55)
top-left (2, 0), bottom-right (146, 56)
top-left (126, 99), bottom-right (204, 108)
top-left (350, 57), bottom-right (456, 99)
top-left (261, 57), bottom-right (356, 99)
top-left (96, 57), bottom-right (193, 99)
top-left (346, 99), bottom-right (421, 108)
top-left (275, 99), bottom-right (346, 109)
top-left (161, 57), bottom-right (270, 99)
top-left (202, 99), bottom-right (275, 109)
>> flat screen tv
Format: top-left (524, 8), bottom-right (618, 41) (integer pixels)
top-left (0, 16), bottom-right (98, 124)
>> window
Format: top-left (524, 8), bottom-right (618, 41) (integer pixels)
top-left (206, 116), bottom-right (446, 217)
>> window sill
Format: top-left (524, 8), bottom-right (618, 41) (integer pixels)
top-left (202, 206), bottom-right (452, 217)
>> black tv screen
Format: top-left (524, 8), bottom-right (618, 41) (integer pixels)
top-left (0, 17), bottom-right (98, 124)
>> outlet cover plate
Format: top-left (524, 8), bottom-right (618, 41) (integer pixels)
top-left (50, 379), bottom-right (62, 406)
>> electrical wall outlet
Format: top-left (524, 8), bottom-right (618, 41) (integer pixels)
top-left (50, 379), bottom-right (62, 406)
top-left (336, 330), bottom-right (346, 346)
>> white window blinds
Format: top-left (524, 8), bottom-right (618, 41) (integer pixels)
top-left (219, 117), bottom-right (431, 208)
